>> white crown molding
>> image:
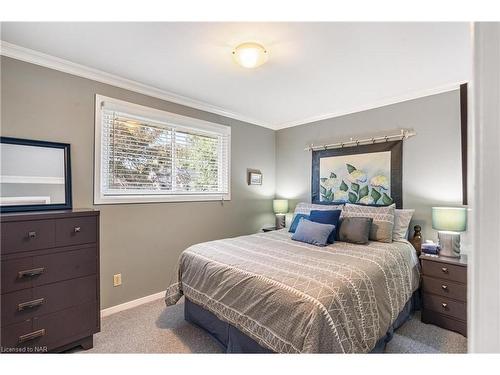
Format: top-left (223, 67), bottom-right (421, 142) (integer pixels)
top-left (273, 81), bottom-right (467, 130)
top-left (0, 41), bottom-right (273, 129)
top-left (1, 41), bottom-right (467, 131)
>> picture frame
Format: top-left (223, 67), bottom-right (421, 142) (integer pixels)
top-left (311, 140), bottom-right (403, 208)
top-left (247, 170), bottom-right (263, 185)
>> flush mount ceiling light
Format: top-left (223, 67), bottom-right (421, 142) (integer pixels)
top-left (232, 42), bottom-right (268, 69)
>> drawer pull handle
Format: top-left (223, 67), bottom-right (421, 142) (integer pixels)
top-left (28, 231), bottom-right (37, 239)
top-left (18, 267), bottom-right (45, 279)
top-left (74, 226), bottom-right (81, 233)
top-left (441, 267), bottom-right (449, 273)
top-left (18, 329), bottom-right (46, 343)
top-left (441, 285), bottom-right (448, 290)
top-left (18, 298), bottom-right (45, 311)
top-left (441, 303), bottom-right (448, 309)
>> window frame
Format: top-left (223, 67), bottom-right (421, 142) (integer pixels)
top-left (94, 94), bottom-right (231, 205)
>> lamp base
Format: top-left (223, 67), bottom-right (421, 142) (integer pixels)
top-left (275, 214), bottom-right (286, 229)
top-left (438, 231), bottom-right (461, 258)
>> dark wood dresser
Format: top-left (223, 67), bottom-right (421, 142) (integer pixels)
top-left (420, 254), bottom-right (467, 337)
top-left (1, 209), bottom-right (100, 353)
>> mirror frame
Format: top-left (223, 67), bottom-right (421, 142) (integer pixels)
top-left (0, 137), bottom-right (72, 213)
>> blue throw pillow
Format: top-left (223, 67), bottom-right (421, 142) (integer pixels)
top-left (309, 209), bottom-right (342, 244)
top-left (289, 213), bottom-right (309, 233)
top-left (291, 219), bottom-right (335, 247)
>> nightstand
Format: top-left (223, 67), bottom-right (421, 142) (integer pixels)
top-left (262, 226), bottom-right (277, 232)
top-left (420, 253), bottom-right (467, 336)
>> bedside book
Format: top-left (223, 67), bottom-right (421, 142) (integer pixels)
top-left (422, 242), bottom-right (440, 255)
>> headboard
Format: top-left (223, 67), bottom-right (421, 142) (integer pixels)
top-left (409, 225), bottom-right (422, 256)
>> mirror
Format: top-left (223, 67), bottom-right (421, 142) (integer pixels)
top-left (0, 137), bottom-right (72, 212)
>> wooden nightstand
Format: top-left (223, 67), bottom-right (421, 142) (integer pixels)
top-left (420, 253), bottom-right (467, 336)
top-left (262, 226), bottom-right (277, 232)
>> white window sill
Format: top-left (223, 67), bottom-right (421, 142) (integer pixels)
top-left (94, 193), bottom-right (231, 205)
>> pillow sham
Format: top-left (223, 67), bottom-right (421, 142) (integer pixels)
top-left (293, 202), bottom-right (344, 216)
top-left (291, 219), bottom-right (335, 247)
top-left (393, 209), bottom-right (415, 240)
top-left (338, 217), bottom-right (373, 244)
top-left (309, 209), bottom-right (342, 244)
top-left (289, 213), bottom-right (309, 233)
top-left (342, 203), bottom-right (396, 243)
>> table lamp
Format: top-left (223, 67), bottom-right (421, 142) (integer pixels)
top-left (432, 207), bottom-right (467, 258)
top-left (273, 199), bottom-right (289, 229)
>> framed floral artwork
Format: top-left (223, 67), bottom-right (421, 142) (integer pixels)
top-left (311, 141), bottom-right (403, 208)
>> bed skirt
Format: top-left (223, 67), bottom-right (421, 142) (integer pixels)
top-left (184, 291), bottom-right (421, 354)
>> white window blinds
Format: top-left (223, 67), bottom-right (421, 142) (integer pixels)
top-left (95, 95), bottom-right (230, 204)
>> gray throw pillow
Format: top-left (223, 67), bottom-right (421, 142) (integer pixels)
top-left (291, 219), bottom-right (335, 247)
top-left (338, 217), bottom-right (373, 244)
top-left (342, 203), bottom-right (395, 243)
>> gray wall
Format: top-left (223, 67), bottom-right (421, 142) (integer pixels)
top-left (276, 90), bottom-right (464, 241)
top-left (1, 57), bottom-right (276, 308)
top-left (1, 56), bottom-right (466, 310)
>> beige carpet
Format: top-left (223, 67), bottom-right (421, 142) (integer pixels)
top-left (75, 298), bottom-right (467, 354)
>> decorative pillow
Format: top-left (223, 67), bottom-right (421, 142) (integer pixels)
top-left (309, 209), bottom-right (342, 244)
top-left (291, 219), bottom-right (335, 247)
top-left (338, 217), bottom-right (373, 244)
top-left (343, 203), bottom-right (396, 243)
top-left (393, 209), bottom-right (415, 240)
top-left (293, 202), bottom-right (344, 216)
top-left (289, 213), bottom-right (309, 233)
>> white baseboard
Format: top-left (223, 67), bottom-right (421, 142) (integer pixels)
top-left (100, 290), bottom-right (166, 318)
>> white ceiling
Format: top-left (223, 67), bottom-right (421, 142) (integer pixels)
top-left (1, 22), bottom-right (471, 129)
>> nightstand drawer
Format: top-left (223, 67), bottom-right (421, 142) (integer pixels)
top-left (421, 259), bottom-right (467, 283)
top-left (422, 276), bottom-right (467, 302)
top-left (423, 294), bottom-right (467, 321)
top-left (421, 310), bottom-right (467, 337)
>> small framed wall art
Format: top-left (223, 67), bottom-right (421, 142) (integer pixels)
top-left (247, 169), bottom-right (262, 185)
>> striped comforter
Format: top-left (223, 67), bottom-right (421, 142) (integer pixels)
top-left (165, 229), bottom-right (420, 353)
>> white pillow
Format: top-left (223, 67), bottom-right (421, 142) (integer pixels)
top-left (393, 209), bottom-right (415, 241)
top-left (293, 202), bottom-right (344, 216)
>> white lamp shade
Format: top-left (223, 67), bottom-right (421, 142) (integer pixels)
top-left (432, 207), bottom-right (467, 232)
top-left (273, 199), bottom-right (289, 214)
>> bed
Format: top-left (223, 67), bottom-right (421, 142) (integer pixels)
top-left (165, 228), bottom-right (420, 353)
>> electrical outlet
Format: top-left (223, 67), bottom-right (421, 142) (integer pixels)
top-left (113, 273), bottom-right (122, 287)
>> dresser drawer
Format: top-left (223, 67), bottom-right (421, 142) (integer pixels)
top-left (423, 293), bottom-right (467, 321)
top-left (1, 301), bottom-right (97, 351)
top-left (2, 275), bottom-right (97, 326)
top-left (55, 216), bottom-right (97, 247)
top-left (1, 220), bottom-right (55, 254)
top-left (421, 259), bottom-right (467, 283)
top-left (1, 257), bottom-right (35, 294)
top-left (422, 276), bottom-right (467, 302)
top-left (0, 320), bottom-right (36, 352)
top-left (1, 247), bottom-right (98, 294)
top-left (33, 247), bottom-right (98, 286)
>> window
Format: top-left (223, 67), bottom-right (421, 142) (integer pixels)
top-left (94, 95), bottom-right (230, 204)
